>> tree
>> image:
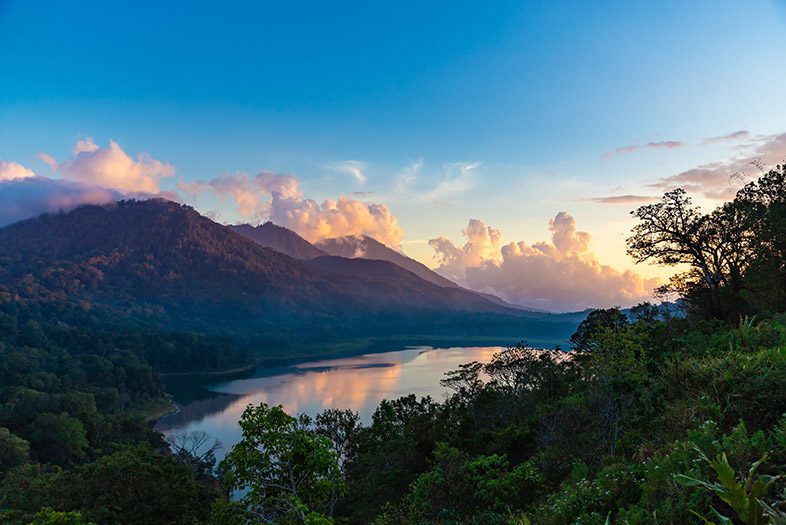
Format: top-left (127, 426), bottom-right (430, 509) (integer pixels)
top-left (61, 444), bottom-right (220, 525)
top-left (570, 308), bottom-right (629, 352)
top-left (734, 165), bottom-right (786, 311)
top-left (26, 413), bottom-right (88, 467)
top-left (219, 403), bottom-right (343, 525)
top-left (167, 430), bottom-right (222, 482)
top-left (312, 409), bottom-right (360, 474)
top-left (26, 508), bottom-right (96, 525)
top-left (0, 427), bottom-right (30, 477)
top-left (627, 189), bottom-right (756, 318)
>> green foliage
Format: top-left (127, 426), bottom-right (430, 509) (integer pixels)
top-left (376, 443), bottom-right (542, 524)
top-left (675, 447), bottom-right (780, 525)
top-left (0, 426), bottom-right (30, 477)
top-left (220, 403), bottom-right (344, 524)
top-left (0, 304), bottom-right (227, 522)
top-left (0, 444), bottom-right (221, 525)
top-left (27, 413), bottom-right (88, 467)
top-left (26, 507), bottom-right (96, 525)
top-left (570, 308), bottom-right (629, 352)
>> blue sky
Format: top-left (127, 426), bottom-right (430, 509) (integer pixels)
top-left (2, 1), bottom-right (786, 309)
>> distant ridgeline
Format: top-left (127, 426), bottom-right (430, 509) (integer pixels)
top-left (0, 199), bottom-right (582, 374)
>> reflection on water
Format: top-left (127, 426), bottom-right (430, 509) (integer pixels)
top-left (155, 346), bottom-right (501, 458)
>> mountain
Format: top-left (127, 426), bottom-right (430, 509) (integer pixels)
top-left (315, 235), bottom-right (459, 288)
top-left (229, 222), bottom-right (327, 260)
top-left (0, 200), bottom-right (580, 354)
top-left (315, 234), bottom-right (531, 310)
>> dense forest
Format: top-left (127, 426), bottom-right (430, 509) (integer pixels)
top-left (2, 165), bottom-right (786, 524)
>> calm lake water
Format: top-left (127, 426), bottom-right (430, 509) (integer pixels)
top-left (155, 346), bottom-right (504, 458)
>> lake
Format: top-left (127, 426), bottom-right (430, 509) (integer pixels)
top-left (154, 345), bottom-right (504, 458)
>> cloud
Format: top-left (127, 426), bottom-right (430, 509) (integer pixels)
top-left (701, 130), bottom-right (750, 145)
top-left (606, 145), bottom-right (639, 158)
top-left (72, 137), bottom-right (100, 155)
top-left (650, 132), bottom-right (786, 200)
top-left (180, 171), bottom-right (404, 248)
top-left (418, 161), bottom-right (478, 202)
top-left (0, 139), bottom-right (179, 227)
top-left (330, 160), bottom-right (367, 184)
top-left (648, 140), bottom-right (686, 150)
top-left (41, 138), bottom-right (175, 193)
top-left (588, 194), bottom-right (657, 205)
top-left (0, 176), bottom-right (122, 226)
top-left (0, 160), bottom-right (35, 181)
top-left (395, 158), bottom-right (424, 192)
top-left (38, 153), bottom-right (57, 170)
top-left (605, 140), bottom-right (686, 158)
top-left (429, 219), bottom-right (502, 282)
top-left (430, 213), bottom-right (657, 311)
top-left (178, 171), bottom-right (300, 219)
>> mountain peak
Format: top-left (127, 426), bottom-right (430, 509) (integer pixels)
top-left (315, 234), bottom-right (458, 289)
top-left (229, 222), bottom-right (326, 260)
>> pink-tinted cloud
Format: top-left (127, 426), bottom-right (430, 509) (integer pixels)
top-left (589, 194), bottom-right (657, 205)
top-left (41, 138), bottom-right (175, 194)
top-left (430, 213), bottom-right (658, 311)
top-left (650, 132), bottom-right (786, 200)
top-left (179, 171), bottom-right (404, 248)
top-left (701, 129), bottom-right (750, 145)
top-left (0, 160), bottom-right (35, 181)
top-left (0, 140), bottom-right (179, 226)
top-left (429, 219), bottom-right (502, 283)
top-left (605, 140), bottom-right (686, 159)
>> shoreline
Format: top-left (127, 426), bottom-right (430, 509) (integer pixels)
top-left (155, 334), bottom-right (568, 383)
top-left (254, 334), bottom-right (567, 370)
top-left (158, 360), bottom-right (260, 378)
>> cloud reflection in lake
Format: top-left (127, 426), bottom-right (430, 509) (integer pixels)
top-left (156, 346), bottom-right (502, 458)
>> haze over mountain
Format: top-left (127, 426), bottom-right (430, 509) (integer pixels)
top-left (0, 200), bottom-right (580, 351)
top-left (230, 222), bottom-right (327, 260)
top-left (316, 234), bottom-right (458, 289)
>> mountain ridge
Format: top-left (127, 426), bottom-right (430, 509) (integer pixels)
top-left (229, 222), bottom-right (327, 260)
top-left (0, 200), bottom-right (581, 353)
top-left (315, 234), bottom-right (459, 289)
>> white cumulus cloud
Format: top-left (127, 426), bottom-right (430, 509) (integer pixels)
top-left (40, 138), bottom-right (175, 194)
top-left (430, 213), bottom-right (658, 312)
top-left (0, 160), bottom-right (36, 181)
top-left (179, 171), bottom-right (404, 248)
top-left (0, 139), bottom-right (177, 226)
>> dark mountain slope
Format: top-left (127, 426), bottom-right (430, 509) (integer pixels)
top-left (316, 235), bottom-right (458, 288)
top-left (0, 200), bottom-right (342, 320)
top-left (0, 201), bottom-right (568, 349)
top-left (230, 222), bottom-right (327, 260)
top-left (306, 256), bottom-right (509, 312)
